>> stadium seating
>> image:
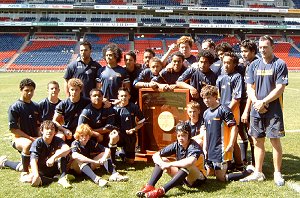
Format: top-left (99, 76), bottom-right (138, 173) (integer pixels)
top-left (202, 0), bottom-right (229, 7)
top-left (8, 40), bottom-right (76, 71)
top-left (292, 0), bottom-right (300, 8)
top-left (274, 43), bottom-right (300, 70)
top-left (0, 33), bottom-right (27, 68)
top-left (116, 18), bottom-right (136, 23)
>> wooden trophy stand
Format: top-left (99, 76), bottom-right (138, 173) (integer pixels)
top-left (136, 88), bottom-right (190, 162)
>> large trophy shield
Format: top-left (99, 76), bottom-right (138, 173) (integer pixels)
top-left (139, 88), bottom-right (190, 152)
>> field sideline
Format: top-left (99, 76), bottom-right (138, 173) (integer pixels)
top-left (0, 72), bottom-right (299, 198)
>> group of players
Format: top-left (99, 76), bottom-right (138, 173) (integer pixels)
top-left (0, 34), bottom-right (288, 198)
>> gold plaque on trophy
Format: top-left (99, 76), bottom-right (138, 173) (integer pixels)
top-left (157, 111), bottom-right (175, 132)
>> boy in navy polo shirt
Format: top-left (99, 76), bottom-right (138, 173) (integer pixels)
top-left (154, 51), bottom-right (186, 91)
top-left (70, 124), bottom-right (128, 187)
top-left (200, 85), bottom-right (254, 182)
top-left (1, 79), bottom-right (41, 174)
top-left (20, 120), bottom-right (74, 188)
top-left (78, 88), bottom-right (120, 164)
top-left (134, 57), bottom-right (163, 89)
top-left (136, 122), bottom-right (206, 198)
top-left (114, 88), bottom-right (145, 164)
top-left (39, 81), bottom-right (61, 121)
top-left (216, 52), bottom-right (243, 170)
top-left (53, 78), bottom-right (90, 142)
top-left (96, 43), bottom-right (130, 102)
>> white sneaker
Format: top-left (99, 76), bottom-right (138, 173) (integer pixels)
top-left (109, 172), bottom-right (129, 182)
top-left (58, 175), bottom-right (73, 188)
top-left (246, 165), bottom-right (255, 173)
top-left (97, 178), bottom-right (108, 187)
top-left (274, 172), bottom-right (285, 186)
top-left (0, 156), bottom-right (7, 168)
top-left (240, 171), bottom-right (265, 182)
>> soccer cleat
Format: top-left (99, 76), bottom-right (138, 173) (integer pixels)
top-left (274, 172), bottom-right (285, 186)
top-left (136, 184), bottom-right (155, 197)
top-left (144, 187), bottom-right (165, 198)
top-left (246, 165), bottom-right (255, 173)
top-left (240, 172), bottom-right (265, 182)
top-left (0, 156), bottom-right (7, 169)
top-left (58, 175), bottom-right (73, 188)
top-left (109, 172), bottom-right (129, 182)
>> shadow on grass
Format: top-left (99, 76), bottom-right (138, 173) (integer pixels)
top-left (259, 151), bottom-right (300, 182)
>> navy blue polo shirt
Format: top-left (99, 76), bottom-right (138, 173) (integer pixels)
top-left (167, 54), bottom-right (197, 67)
top-left (38, 97), bottom-right (61, 121)
top-left (210, 60), bottom-right (223, 76)
top-left (96, 65), bottom-right (130, 100)
top-left (133, 68), bottom-right (159, 85)
top-left (159, 139), bottom-right (202, 160)
top-left (71, 139), bottom-right (106, 158)
top-left (55, 97), bottom-right (90, 132)
top-left (64, 58), bottom-right (101, 98)
top-left (177, 67), bottom-right (217, 115)
top-left (30, 136), bottom-right (65, 170)
top-left (114, 102), bottom-right (145, 133)
top-left (203, 104), bottom-right (236, 163)
top-left (8, 99), bottom-right (41, 137)
top-left (78, 103), bottom-right (117, 130)
top-left (127, 66), bottom-right (142, 103)
top-left (246, 56), bottom-right (288, 118)
top-left (155, 67), bottom-right (186, 85)
top-left (185, 120), bottom-right (201, 137)
top-left (216, 72), bottom-right (243, 107)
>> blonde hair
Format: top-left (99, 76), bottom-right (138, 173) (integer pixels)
top-left (74, 124), bottom-right (93, 140)
top-left (68, 78), bottom-right (83, 90)
top-left (187, 101), bottom-right (200, 111)
top-left (177, 36), bottom-right (194, 48)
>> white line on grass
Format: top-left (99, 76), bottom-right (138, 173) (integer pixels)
top-left (286, 130), bottom-right (300, 133)
top-left (287, 181), bottom-right (300, 193)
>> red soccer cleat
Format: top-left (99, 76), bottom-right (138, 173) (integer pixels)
top-left (136, 184), bottom-right (155, 197)
top-left (144, 187), bottom-right (165, 198)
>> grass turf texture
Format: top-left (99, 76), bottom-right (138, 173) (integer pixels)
top-left (0, 72), bottom-right (299, 198)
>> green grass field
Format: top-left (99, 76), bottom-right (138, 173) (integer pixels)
top-left (0, 72), bottom-right (299, 198)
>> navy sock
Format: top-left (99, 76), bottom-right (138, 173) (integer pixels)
top-left (4, 160), bottom-right (21, 171)
top-left (163, 169), bottom-right (188, 193)
top-left (148, 164), bottom-right (163, 186)
top-left (103, 159), bottom-right (116, 174)
top-left (227, 169), bottom-right (253, 181)
top-left (81, 164), bottom-right (97, 182)
top-left (59, 157), bottom-right (67, 178)
top-left (110, 147), bottom-right (117, 165)
top-left (239, 140), bottom-right (248, 163)
top-left (21, 153), bottom-right (30, 172)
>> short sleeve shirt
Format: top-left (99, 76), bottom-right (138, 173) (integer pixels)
top-left (133, 68), bottom-right (158, 85)
top-left (55, 97), bottom-right (90, 132)
top-left (216, 72), bottom-right (243, 107)
top-left (96, 65), bottom-right (130, 100)
top-left (246, 57), bottom-right (288, 118)
top-left (30, 136), bottom-right (65, 169)
top-left (38, 97), bottom-right (61, 121)
top-left (64, 58), bottom-right (101, 98)
top-left (155, 67), bottom-right (186, 85)
top-left (78, 103), bottom-right (117, 130)
top-left (71, 139), bottom-right (106, 158)
top-left (8, 100), bottom-right (41, 137)
top-left (159, 139), bottom-right (202, 161)
top-left (203, 104), bottom-right (236, 163)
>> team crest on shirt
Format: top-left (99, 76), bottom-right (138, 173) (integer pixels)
top-left (125, 117), bottom-right (129, 121)
top-left (29, 115), bottom-right (33, 119)
top-left (115, 73), bottom-right (122, 77)
top-left (221, 85), bottom-right (226, 89)
top-left (208, 120), bottom-right (211, 125)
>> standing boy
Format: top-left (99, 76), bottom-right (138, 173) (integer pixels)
top-left (241, 35), bottom-right (288, 186)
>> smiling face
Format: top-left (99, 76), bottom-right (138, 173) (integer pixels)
top-left (78, 134), bottom-right (90, 146)
top-left (105, 50), bottom-right (117, 66)
top-left (187, 107), bottom-right (200, 121)
top-left (171, 55), bottom-right (183, 72)
top-left (149, 61), bottom-right (162, 76)
top-left (90, 90), bottom-right (103, 107)
top-left (178, 42), bottom-right (191, 58)
top-left (143, 51), bottom-right (154, 67)
top-left (42, 125), bottom-right (56, 142)
top-left (118, 90), bottom-right (130, 105)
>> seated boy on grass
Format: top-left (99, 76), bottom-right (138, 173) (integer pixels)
top-left (136, 121), bottom-right (206, 198)
top-left (70, 124), bottom-right (128, 187)
top-left (20, 120), bottom-right (74, 188)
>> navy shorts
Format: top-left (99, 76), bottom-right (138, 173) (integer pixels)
top-left (205, 160), bottom-right (228, 170)
top-left (249, 116), bottom-right (285, 138)
top-left (118, 132), bottom-right (137, 159)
